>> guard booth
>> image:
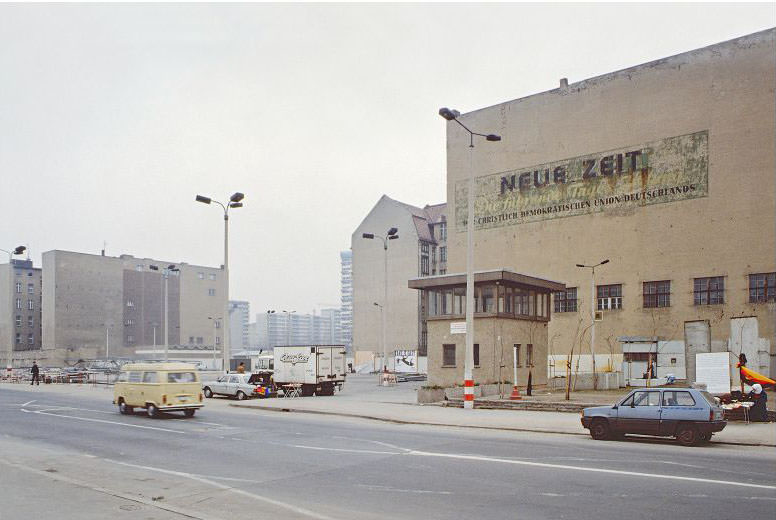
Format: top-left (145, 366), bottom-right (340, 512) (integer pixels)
top-left (408, 269), bottom-right (564, 390)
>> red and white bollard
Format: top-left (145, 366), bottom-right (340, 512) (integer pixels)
top-left (464, 379), bottom-right (475, 407)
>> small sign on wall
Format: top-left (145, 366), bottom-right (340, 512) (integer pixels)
top-left (450, 322), bottom-right (466, 334)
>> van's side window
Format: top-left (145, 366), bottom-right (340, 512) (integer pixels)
top-left (117, 372), bottom-right (129, 382)
top-left (168, 372), bottom-right (196, 383)
top-left (143, 372), bottom-right (158, 383)
top-left (128, 372), bottom-right (142, 383)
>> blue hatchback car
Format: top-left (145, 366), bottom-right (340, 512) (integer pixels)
top-left (581, 387), bottom-right (726, 446)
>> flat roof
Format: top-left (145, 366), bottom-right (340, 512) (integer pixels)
top-left (408, 269), bottom-right (565, 292)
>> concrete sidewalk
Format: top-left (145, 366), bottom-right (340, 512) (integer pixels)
top-left (230, 392), bottom-right (776, 447)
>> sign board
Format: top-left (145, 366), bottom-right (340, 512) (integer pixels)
top-left (695, 352), bottom-right (730, 394)
top-left (394, 350), bottom-right (417, 373)
top-left (450, 322), bottom-right (466, 335)
top-left (455, 130), bottom-right (709, 230)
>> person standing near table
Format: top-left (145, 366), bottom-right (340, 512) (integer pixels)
top-left (747, 383), bottom-right (768, 422)
top-left (30, 362), bottom-right (40, 386)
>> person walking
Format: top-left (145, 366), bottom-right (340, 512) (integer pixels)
top-left (30, 361), bottom-right (40, 386)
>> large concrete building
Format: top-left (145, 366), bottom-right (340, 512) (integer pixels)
top-left (254, 309), bottom-right (343, 350)
top-left (440, 29), bottom-right (776, 385)
top-left (351, 195), bottom-right (446, 365)
top-left (0, 259), bottom-right (43, 367)
top-left (228, 300), bottom-right (250, 350)
top-left (39, 250), bottom-right (227, 367)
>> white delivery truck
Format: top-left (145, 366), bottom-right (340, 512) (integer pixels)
top-left (273, 345), bottom-right (347, 396)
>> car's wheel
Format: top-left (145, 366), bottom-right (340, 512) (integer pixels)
top-left (118, 400), bottom-right (133, 415)
top-left (183, 409), bottom-right (196, 418)
top-left (590, 418), bottom-right (611, 440)
top-left (236, 390), bottom-right (247, 401)
top-left (147, 404), bottom-right (159, 418)
top-left (676, 424), bottom-right (699, 446)
top-left (203, 387), bottom-right (213, 398)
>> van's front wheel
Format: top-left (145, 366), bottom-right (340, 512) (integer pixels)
top-left (118, 400), bottom-right (133, 415)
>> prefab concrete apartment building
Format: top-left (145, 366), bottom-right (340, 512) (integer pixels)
top-left (440, 29), bottom-right (775, 384)
top-left (24, 250), bottom-right (228, 367)
top-left (0, 259), bottom-right (43, 367)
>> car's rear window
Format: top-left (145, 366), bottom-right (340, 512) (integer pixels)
top-left (167, 372), bottom-right (197, 383)
top-left (699, 391), bottom-right (718, 407)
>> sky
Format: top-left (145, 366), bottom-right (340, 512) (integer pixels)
top-left (1, 2), bottom-right (774, 318)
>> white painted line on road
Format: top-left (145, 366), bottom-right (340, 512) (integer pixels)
top-left (331, 435), bottom-right (411, 452)
top-left (21, 408), bottom-right (188, 434)
top-left (21, 400), bottom-right (36, 407)
top-left (293, 444), bottom-right (400, 456)
top-left (357, 484), bottom-right (452, 495)
top-left (408, 450), bottom-right (776, 491)
top-left (105, 459), bottom-right (339, 520)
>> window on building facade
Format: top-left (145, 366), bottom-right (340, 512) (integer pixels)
top-left (694, 276), bottom-right (724, 305)
top-left (15, 333), bottom-right (21, 345)
top-left (442, 344), bottom-right (456, 366)
top-left (643, 280), bottom-right (671, 308)
top-left (420, 256), bottom-right (429, 276)
top-left (440, 246), bottom-right (447, 263)
top-left (16, 298), bottom-right (21, 310)
top-left (215, 320), bottom-right (221, 328)
top-left (215, 336), bottom-right (221, 345)
top-left (27, 316), bottom-right (33, 327)
top-left (189, 336), bottom-right (195, 344)
top-left (27, 300), bottom-right (33, 310)
top-left (198, 272), bottom-right (205, 279)
top-left (474, 343), bottom-right (480, 367)
top-left (126, 335), bottom-right (134, 343)
top-left (208, 288), bottom-right (216, 296)
top-left (27, 283), bottom-right (33, 294)
top-left (196, 337), bottom-right (203, 344)
top-left (597, 284), bottom-right (622, 310)
top-left (136, 264), bottom-right (144, 271)
top-left (514, 344), bottom-right (521, 367)
top-left (126, 300), bottom-right (134, 307)
top-left (208, 273), bottom-right (216, 280)
top-left (125, 319), bottom-right (134, 326)
top-left (28, 334), bottom-right (34, 345)
top-left (749, 273), bottom-right (776, 303)
top-left (439, 222), bottom-right (447, 241)
top-left (15, 315), bottom-right (21, 327)
top-left (432, 247), bottom-right (436, 264)
top-left (15, 282), bottom-right (21, 293)
top-left (554, 288), bottom-right (578, 312)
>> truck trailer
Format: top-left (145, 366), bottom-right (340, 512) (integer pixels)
top-left (272, 345), bottom-right (347, 396)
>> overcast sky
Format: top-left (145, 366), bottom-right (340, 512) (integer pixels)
top-left (1, 2), bottom-right (773, 317)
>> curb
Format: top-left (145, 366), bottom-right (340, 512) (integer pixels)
top-left (228, 403), bottom-right (776, 447)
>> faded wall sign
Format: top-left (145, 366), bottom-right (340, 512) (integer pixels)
top-left (455, 130), bottom-right (708, 231)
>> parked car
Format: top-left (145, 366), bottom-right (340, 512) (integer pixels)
top-left (202, 373), bottom-right (276, 400)
top-left (581, 387), bottom-right (726, 446)
top-left (113, 362), bottom-right (204, 418)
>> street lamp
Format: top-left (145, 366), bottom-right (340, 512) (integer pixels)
top-left (362, 228), bottom-right (399, 375)
top-left (439, 106), bottom-right (501, 409)
top-left (196, 191), bottom-right (244, 372)
top-left (576, 259), bottom-right (610, 390)
top-left (208, 316), bottom-right (221, 369)
top-left (150, 264), bottom-right (179, 362)
top-left (373, 302), bottom-right (386, 373)
top-left (2, 245), bottom-right (26, 356)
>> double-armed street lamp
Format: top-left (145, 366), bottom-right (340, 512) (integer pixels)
top-left (362, 228), bottom-right (398, 374)
top-left (196, 192), bottom-right (244, 372)
top-left (439, 107), bottom-right (501, 409)
top-left (150, 264), bottom-right (179, 361)
top-left (575, 259), bottom-right (610, 390)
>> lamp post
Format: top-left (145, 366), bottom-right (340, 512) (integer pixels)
top-left (208, 316), bottom-right (221, 369)
top-left (2, 246), bottom-right (26, 358)
top-left (362, 228), bottom-right (398, 375)
top-left (196, 192), bottom-right (244, 373)
top-left (575, 259), bottom-right (610, 390)
top-left (373, 302), bottom-right (386, 373)
top-left (439, 107), bottom-right (501, 409)
top-left (150, 264), bottom-right (179, 362)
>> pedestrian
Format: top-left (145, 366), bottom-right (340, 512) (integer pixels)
top-left (30, 361), bottom-right (40, 386)
top-left (747, 383), bottom-right (768, 422)
top-left (236, 362), bottom-right (246, 374)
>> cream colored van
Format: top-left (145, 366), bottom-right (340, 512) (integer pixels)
top-left (113, 362), bottom-right (204, 418)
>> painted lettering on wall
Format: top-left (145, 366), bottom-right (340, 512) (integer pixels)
top-left (455, 131), bottom-right (708, 230)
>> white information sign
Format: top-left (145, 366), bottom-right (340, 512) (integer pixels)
top-left (394, 350), bottom-right (417, 373)
top-left (450, 322), bottom-right (466, 335)
top-left (695, 352), bottom-right (731, 394)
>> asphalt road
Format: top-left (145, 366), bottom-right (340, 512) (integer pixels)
top-left (1, 386), bottom-right (774, 520)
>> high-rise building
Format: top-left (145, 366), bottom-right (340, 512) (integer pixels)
top-left (0, 259), bottom-right (43, 367)
top-left (351, 195), bottom-right (446, 363)
top-left (37, 250), bottom-right (226, 367)
top-left (340, 250), bottom-right (353, 354)
top-left (254, 309), bottom-right (343, 349)
top-left (228, 300), bottom-right (250, 350)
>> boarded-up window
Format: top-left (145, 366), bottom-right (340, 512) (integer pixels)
top-left (442, 344), bottom-right (456, 366)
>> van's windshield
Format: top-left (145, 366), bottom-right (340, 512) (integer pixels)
top-left (167, 372), bottom-right (197, 383)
